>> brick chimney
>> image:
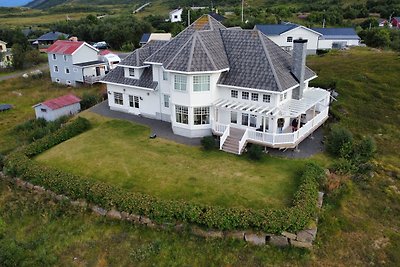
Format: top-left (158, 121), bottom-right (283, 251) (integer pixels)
top-left (291, 39), bottom-right (308, 100)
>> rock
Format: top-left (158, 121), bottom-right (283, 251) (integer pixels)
top-left (317, 192), bottom-right (324, 209)
top-left (121, 211), bottom-right (130, 220)
top-left (106, 209), bottom-right (122, 220)
top-left (33, 185), bottom-right (45, 193)
top-left (225, 231), bottom-right (245, 240)
top-left (281, 231), bottom-right (297, 240)
top-left (22, 73), bottom-right (29, 78)
top-left (296, 229), bottom-right (316, 243)
top-left (128, 214), bottom-right (141, 223)
top-left (55, 195), bottom-right (68, 201)
top-left (244, 233), bottom-right (266, 245)
top-left (91, 205), bottom-right (107, 216)
top-left (174, 223), bottom-right (185, 232)
top-left (26, 182), bottom-right (34, 190)
top-left (192, 226), bottom-right (223, 238)
top-left (268, 235), bottom-right (289, 247)
top-left (46, 190), bottom-right (57, 198)
top-left (15, 178), bottom-right (25, 187)
top-left (290, 240), bottom-right (313, 248)
top-left (140, 216), bottom-right (153, 225)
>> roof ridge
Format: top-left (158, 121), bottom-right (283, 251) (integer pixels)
top-left (186, 32), bottom-right (197, 72)
top-left (258, 31), bottom-right (283, 91)
top-left (164, 33), bottom-right (195, 69)
top-left (196, 33), bottom-right (218, 71)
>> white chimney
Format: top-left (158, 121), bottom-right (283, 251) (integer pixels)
top-left (291, 39), bottom-right (308, 100)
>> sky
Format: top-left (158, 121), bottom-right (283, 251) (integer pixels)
top-left (0, 0), bottom-right (32, 7)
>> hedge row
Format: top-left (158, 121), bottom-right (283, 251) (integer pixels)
top-left (3, 117), bottom-right (325, 233)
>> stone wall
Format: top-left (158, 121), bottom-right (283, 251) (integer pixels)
top-left (0, 172), bottom-right (324, 248)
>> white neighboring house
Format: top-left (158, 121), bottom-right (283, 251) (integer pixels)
top-left (46, 40), bottom-right (107, 86)
top-left (255, 24), bottom-right (322, 54)
top-left (139, 33), bottom-right (172, 46)
top-left (102, 15), bottom-right (331, 154)
top-left (311, 28), bottom-right (361, 49)
top-left (99, 50), bottom-right (121, 72)
top-left (0, 40), bottom-right (12, 68)
top-left (169, 8), bottom-right (183, 22)
top-left (33, 94), bottom-right (81, 121)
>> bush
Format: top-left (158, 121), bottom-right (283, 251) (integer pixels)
top-left (331, 158), bottom-right (355, 175)
top-left (326, 127), bottom-right (353, 157)
top-left (4, 119), bottom-right (325, 233)
top-left (247, 144), bottom-right (264, 160)
top-left (353, 136), bottom-right (376, 164)
top-left (200, 136), bottom-right (216, 150)
top-left (80, 93), bottom-right (102, 110)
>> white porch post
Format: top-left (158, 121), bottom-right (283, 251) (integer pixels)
top-left (263, 116), bottom-right (266, 133)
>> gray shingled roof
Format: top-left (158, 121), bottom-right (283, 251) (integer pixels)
top-left (102, 67), bottom-right (157, 89)
top-left (102, 15), bottom-right (317, 92)
top-left (119, 40), bottom-right (168, 67)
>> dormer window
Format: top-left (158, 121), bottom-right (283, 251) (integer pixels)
top-left (129, 68), bottom-right (135, 77)
top-left (287, 37), bottom-right (293, 43)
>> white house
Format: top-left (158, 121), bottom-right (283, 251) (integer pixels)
top-left (169, 8), bottom-right (183, 23)
top-left (99, 50), bottom-right (121, 72)
top-left (255, 24), bottom-right (322, 54)
top-left (0, 40), bottom-right (12, 68)
top-left (102, 15), bottom-right (330, 154)
top-left (46, 40), bottom-right (108, 86)
top-left (311, 28), bottom-right (361, 49)
top-left (33, 94), bottom-right (81, 121)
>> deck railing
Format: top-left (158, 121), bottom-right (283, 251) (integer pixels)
top-left (238, 128), bottom-right (249, 154)
top-left (84, 75), bottom-right (104, 84)
top-left (219, 125), bottom-right (230, 150)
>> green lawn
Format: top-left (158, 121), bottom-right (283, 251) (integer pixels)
top-left (36, 113), bottom-right (308, 209)
top-left (0, 73), bottom-right (104, 154)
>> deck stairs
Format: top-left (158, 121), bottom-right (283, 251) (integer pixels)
top-left (221, 127), bottom-right (246, 155)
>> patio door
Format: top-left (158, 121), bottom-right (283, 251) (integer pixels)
top-left (128, 95), bottom-right (140, 114)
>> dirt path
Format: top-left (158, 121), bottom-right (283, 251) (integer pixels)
top-left (0, 63), bottom-right (49, 82)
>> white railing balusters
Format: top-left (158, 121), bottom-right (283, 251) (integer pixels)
top-left (238, 129), bottom-right (249, 154)
top-left (220, 125), bottom-right (230, 150)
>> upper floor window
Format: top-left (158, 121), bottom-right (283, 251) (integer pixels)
top-left (163, 71), bottom-right (168, 81)
top-left (251, 93), bottom-right (258, 101)
top-left (54, 66), bottom-right (59, 72)
top-left (263, 94), bottom-right (271, 103)
top-left (129, 68), bottom-right (135, 77)
top-left (231, 90), bottom-right (238, 98)
top-left (163, 94), bottom-right (170, 108)
top-left (63, 55), bottom-right (67, 61)
top-left (242, 91), bottom-right (249, 100)
top-left (280, 92), bottom-right (288, 102)
top-left (52, 54), bottom-right (56, 60)
top-left (65, 68), bottom-right (70, 74)
top-left (287, 37), bottom-right (293, 43)
top-left (174, 75), bottom-right (187, 91)
top-left (193, 75), bottom-right (210, 92)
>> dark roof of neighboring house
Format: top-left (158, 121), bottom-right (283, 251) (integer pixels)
top-left (37, 31), bottom-right (69, 42)
top-left (22, 28), bottom-right (34, 37)
top-left (47, 40), bottom-right (87, 55)
top-left (208, 12), bottom-right (226, 22)
top-left (140, 33), bottom-right (151, 44)
top-left (311, 28), bottom-right (360, 40)
top-left (255, 24), bottom-right (298, 35)
top-left (119, 40), bottom-right (168, 67)
top-left (38, 94), bottom-right (81, 110)
top-left (74, 60), bottom-right (105, 67)
top-left (103, 15), bottom-right (316, 92)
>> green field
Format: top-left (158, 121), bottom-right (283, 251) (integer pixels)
top-left (36, 113), bottom-right (307, 209)
top-left (0, 73), bottom-right (103, 154)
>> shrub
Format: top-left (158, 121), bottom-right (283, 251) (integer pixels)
top-left (326, 126), bottom-right (353, 157)
top-left (353, 136), bottom-right (376, 164)
top-left (247, 144), bottom-right (264, 161)
top-left (200, 136), bottom-right (216, 150)
top-left (331, 158), bottom-right (355, 175)
top-left (80, 93), bottom-right (102, 110)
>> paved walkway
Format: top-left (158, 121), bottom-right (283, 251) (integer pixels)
top-left (0, 64), bottom-right (48, 82)
top-left (90, 101), bottom-right (326, 158)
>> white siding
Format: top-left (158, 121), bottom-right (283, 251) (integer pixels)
top-left (34, 103), bottom-right (81, 121)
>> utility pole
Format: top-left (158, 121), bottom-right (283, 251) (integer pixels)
top-left (241, 0), bottom-right (244, 23)
top-left (188, 9), bottom-right (191, 26)
top-left (322, 18), bottom-right (326, 28)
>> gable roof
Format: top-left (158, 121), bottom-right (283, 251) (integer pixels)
top-left (37, 94), bottom-right (81, 110)
top-left (46, 40), bottom-right (98, 55)
top-left (37, 31), bottom-right (69, 41)
top-left (311, 28), bottom-right (360, 40)
top-left (255, 24), bottom-right (298, 35)
top-left (119, 40), bottom-right (168, 68)
top-left (169, 8), bottom-right (182, 15)
top-left (103, 15), bottom-right (317, 92)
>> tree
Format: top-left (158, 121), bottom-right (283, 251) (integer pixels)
top-left (11, 44), bottom-right (26, 70)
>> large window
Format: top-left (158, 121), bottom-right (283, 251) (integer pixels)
top-left (174, 75), bottom-right (187, 91)
top-left (129, 95), bottom-right (139, 108)
top-left (163, 94), bottom-right (170, 108)
top-left (194, 106), bottom-right (210, 125)
top-left (193, 75), bottom-right (210, 91)
top-left (175, 105), bottom-right (188, 124)
top-left (231, 111), bottom-right (237, 124)
top-left (263, 94), bottom-right (271, 103)
top-left (231, 90), bottom-right (238, 98)
top-left (242, 91), bottom-right (249, 100)
top-left (251, 93), bottom-right (259, 101)
top-left (114, 92), bottom-right (123, 105)
top-left (250, 115), bottom-right (257, 127)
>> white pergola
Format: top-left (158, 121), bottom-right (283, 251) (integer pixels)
top-left (213, 98), bottom-right (276, 116)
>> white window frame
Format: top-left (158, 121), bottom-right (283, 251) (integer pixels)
top-left (55, 78), bottom-right (60, 83)
top-left (193, 106), bottom-right (210, 125)
top-left (163, 94), bottom-right (170, 108)
top-left (263, 94), bottom-right (271, 103)
top-left (242, 91), bottom-right (249, 100)
top-left (63, 55), bottom-right (67, 61)
top-left (251, 93), bottom-right (258, 101)
top-left (287, 37), bottom-right (293, 43)
top-left (174, 75), bottom-right (187, 92)
top-left (66, 80), bottom-right (71, 85)
top-left (114, 92), bottom-right (123, 105)
top-left (193, 75), bottom-right (210, 92)
top-left (231, 90), bottom-right (238, 98)
top-left (175, 105), bottom-right (188, 124)
top-left (129, 68), bottom-right (135, 78)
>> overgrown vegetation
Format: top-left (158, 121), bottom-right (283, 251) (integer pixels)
top-left (247, 144), bottom-right (264, 161)
top-left (200, 136), bottom-right (217, 150)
